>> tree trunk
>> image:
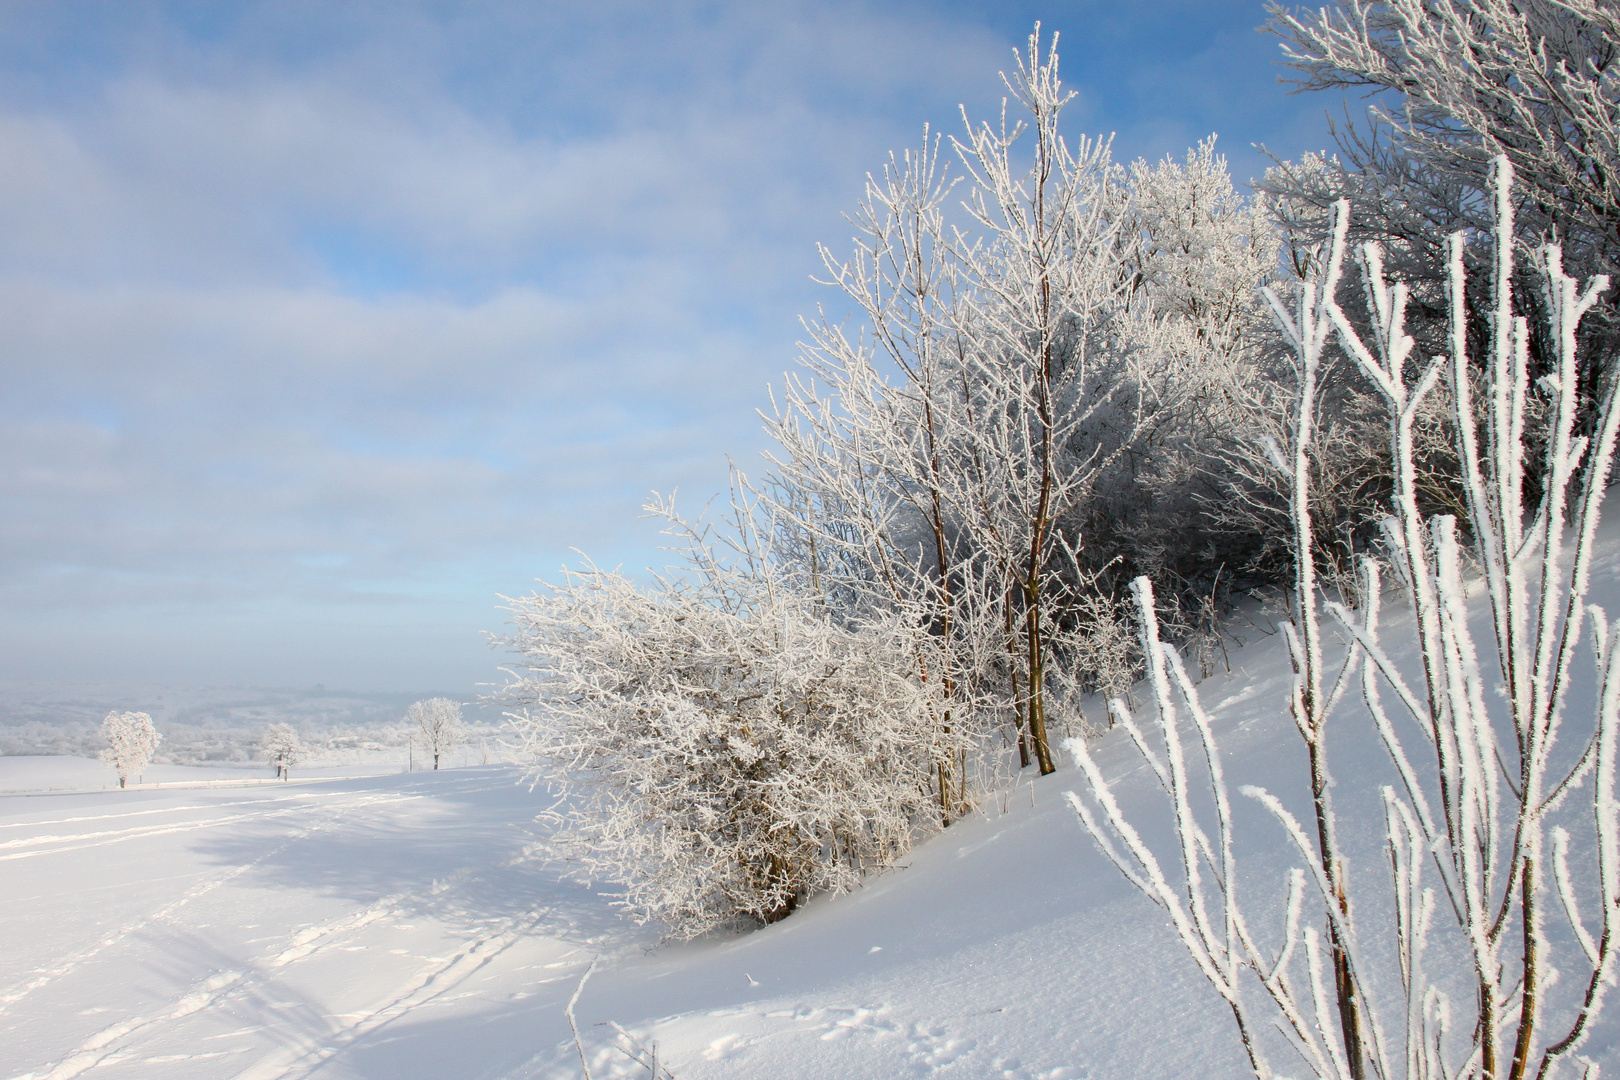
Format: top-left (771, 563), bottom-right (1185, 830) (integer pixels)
top-left (1024, 577), bottom-right (1056, 775)
top-left (1007, 591), bottom-right (1031, 768)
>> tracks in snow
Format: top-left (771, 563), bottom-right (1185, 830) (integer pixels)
top-left (0, 789), bottom-right (424, 863)
top-left (0, 790), bottom-right (418, 1016)
top-left (4, 775), bottom-right (564, 1080)
top-left (228, 905), bottom-right (560, 1080)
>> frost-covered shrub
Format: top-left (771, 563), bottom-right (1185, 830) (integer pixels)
top-left (498, 501), bottom-right (964, 939)
top-left (98, 710), bottom-right (160, 788)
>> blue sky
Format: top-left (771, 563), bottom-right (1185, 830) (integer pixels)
top-left (0, 1), bottom-right (1343, 694)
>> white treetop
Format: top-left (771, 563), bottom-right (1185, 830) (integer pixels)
top-left (260, 723), bottom-right (304, 780)
top-left (98, 710), bottom-right (160, 790)
top-left (406, 698), bottom-right (464, 770)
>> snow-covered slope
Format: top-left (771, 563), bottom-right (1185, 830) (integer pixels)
top-left (10, 522), bottom-right (1620, 1079)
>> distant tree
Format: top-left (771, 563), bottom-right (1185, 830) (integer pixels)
top-left (260, 723), bottom-right (304, 780)
top-left (98, 710), bottom-right (160, 789)
top-left (407, 698), bottom-right (464, 770)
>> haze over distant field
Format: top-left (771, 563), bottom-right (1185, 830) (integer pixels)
top-left (0, 1), bottom-right (1332, 693)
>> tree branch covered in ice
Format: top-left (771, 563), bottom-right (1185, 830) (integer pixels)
top-left (1070, 158), bottom-right (1620, 1080)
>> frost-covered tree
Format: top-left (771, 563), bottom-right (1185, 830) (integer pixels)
top-left (98, 710), bottom-right (160, 789)
top-left (765, 128), bottom-right (996, 815)
top-left (1264, 0), bottom-right (1620, 421)
top-left (768, 31), bottom-right (1284, 778)
top-left (1070, 160), bottom-right (1620, 1079)
top-left (1080, 136), bottom-right (1287, 639)
top-left (406, 698), bottom-right (464, 770)
top-left (1269, 0), bottom-right (1620, 274)
top-left (939, 32), bottom-right (1153, 774)
top-left (260, 723), bottom-right (303, 780)
top-left (498, 491), bottom-right (969, 938)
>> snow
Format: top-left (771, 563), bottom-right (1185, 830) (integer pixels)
top-left (8, 526), bottom-right (1620, 1078)
top-left (0, 750), bottom-right (1259, 1078)
top-left (0, 757), bottom-right (414, 796)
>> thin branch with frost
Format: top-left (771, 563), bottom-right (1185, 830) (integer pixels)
top-left (567, 955), bottom-right (598, 1080)
top-left (1067, 577), bottom-right (1375, 1080)
top-left (1072, 156), bottom-right (1620, 1080)
top-left (1257, 194), bottom-right (1378, 1077)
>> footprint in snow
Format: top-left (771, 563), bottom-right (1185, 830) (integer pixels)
top-left (702, 1032), bottom-right (748, 1060)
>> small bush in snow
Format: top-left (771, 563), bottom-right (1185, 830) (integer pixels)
top-left (98, 710), bottom-right (160, 789)
top-left (498, 497), bottom-right (965, 939)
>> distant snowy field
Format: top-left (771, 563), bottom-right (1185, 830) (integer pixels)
top-left (0, 756), bottom-right (414, 795)
top-left (11, 525), bottom-right (1620, 1078)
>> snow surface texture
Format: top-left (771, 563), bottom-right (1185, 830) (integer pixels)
top-left (10, 529), bottom-right (1620, 1077)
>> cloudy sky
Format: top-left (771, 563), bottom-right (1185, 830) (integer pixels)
top-left (0, 0), bottom-right (1342, 694)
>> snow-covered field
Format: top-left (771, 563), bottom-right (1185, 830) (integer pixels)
top-left (0, 754), bottom-right (1256, 1080)
top-left (10, 524), bottom-right (1620, 1079)
top-left (0, 757), bottom-right (416, 796)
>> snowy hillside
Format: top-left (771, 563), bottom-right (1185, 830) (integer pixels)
top-left (8, 516), bottom-right (1620, 1080)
